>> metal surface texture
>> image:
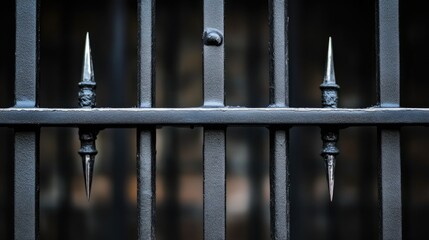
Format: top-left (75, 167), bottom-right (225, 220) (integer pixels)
top-left (320, 38), bottom-right (340, 202)
top-left (14, 0), bottom-right (39, 239)
top-left (15, 0), bottom-right (39, 108)
top-left (77, 34), bottom-right (99, 200)
top-left (1, 107), bottom-right (429, 126)
top-left (203, 0), bottom-right (224, 107)
top-left (137, 0), bottom-right (156, 239)
top-left (14, 132), bottom-right (39, 240)
top-left (268, 0), bottom-right (290, 239)
top-left (203, 0), bottom-right (226, 239)
top-left (377, 0), bottom-right (402, 239)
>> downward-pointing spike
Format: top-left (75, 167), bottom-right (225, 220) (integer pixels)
top-left (82, 154), bottom-right (95, 200)
top-left (326, 155), bottom-right (336, 202)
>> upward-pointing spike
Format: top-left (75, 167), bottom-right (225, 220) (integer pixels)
top-left (82, 32), bottom-right (94, 83)
top-left (323, 37), bottom-right (336, 85)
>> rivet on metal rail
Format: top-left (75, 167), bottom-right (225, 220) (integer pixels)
top-left (203, 28), bottom-right (223, 46)
top-left (78, 33), bottom-right (99, 201)
top-left (320, 37), bottom-right (340, 202)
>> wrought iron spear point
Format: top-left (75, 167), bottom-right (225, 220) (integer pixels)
top-left (323, 37), bottom-right (336, 85)
top-left (320, 37), bottom-right (340, 202)
top-left (78, 130), bottom-right (98, 201)
top-left (82, 32), bottom-right (94, 83)
top-left (326, 155), bottom-right (335, 202)
top-left (78, 32), bottom-right (98, 201)
top-left (83, 154), bottom-right (95, 200)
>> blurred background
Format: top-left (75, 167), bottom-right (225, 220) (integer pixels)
top-left (1, 0), bottom-right (429, 239)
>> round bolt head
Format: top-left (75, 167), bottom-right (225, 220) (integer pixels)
top-left (203, 28), bottom-right (223, 46)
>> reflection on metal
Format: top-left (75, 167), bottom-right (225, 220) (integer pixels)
top-left (203, 28), bottom-right (223, 46)
top-left (78, 33), bottom-right (99, 200)
top-left (320, 37), bottom-right (340, 202)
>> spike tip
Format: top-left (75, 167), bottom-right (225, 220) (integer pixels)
top-left (82, 32), bottom-right (94, 83)
top-left (323, 37), bottom-right (336, 85)
top-left (82, 154), bottom-right (95, 200)
top-left (78, 130), bottom-right (98, 201)
top-left (326, 155), bottom-right (335, 202)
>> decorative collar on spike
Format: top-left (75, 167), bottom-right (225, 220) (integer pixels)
top-left (320, 37), bottom-right (340, 202)
top-left (78, 33), bottom-right (99, 201)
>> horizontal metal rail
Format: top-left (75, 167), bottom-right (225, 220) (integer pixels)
top-left (1, 107), bottom-right (429, 126)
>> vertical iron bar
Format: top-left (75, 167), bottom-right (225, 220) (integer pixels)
top-left (269, 0), bottom-right (289, 107)
top-left (269, 0), bottom-right (290, 239)
top-left (15, 0), bottom-right (39, 107)
top-left (377, 0), bottom-right (400, 107)
top-left (137, 0), bottom-right (155, 239)
top-left (14, 133), bottom-right (39, 240)
top-left (138, 0), bottom-right (155, 109)
top-left (203, 0), bottom-right (224, 107)
top-left (15, 0), bottom-right (39, 239)
top-left (203, 0), bottom-right (225, 240)
top-left (203, 129), bottom-right (226, 240)
top-left (376, 0), bottom-right (401, 239)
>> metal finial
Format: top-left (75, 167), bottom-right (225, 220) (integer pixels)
top-left (320, 37), bottom-right (340, 202)
top-left (83, 154), bottom-right (95, 200)
top-left (78, 129), bottom-right (98, 201)
top-left (326, 155), bottom-right (335, 202)
top-left (321, 130), bottom-right (339, 202)
top-left (79, 33), bottom-right (96, 108)
top-left (78, 33), bottom-right (99, 200)
top-left (82, 33), bottom-right (94, 83)
top-left (323, 37), bottom-right (336, 85)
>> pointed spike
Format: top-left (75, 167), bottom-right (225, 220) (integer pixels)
top-left (323, 37), bottom-right (336, 85)
top-left (82, 154), bottom-right (95, 201)
top-left (326, 155), bottom-right (336, 202)
top-left (328, 167), bottom-right (334, 202)
top-left (82, 32), bottom-right (94, 83)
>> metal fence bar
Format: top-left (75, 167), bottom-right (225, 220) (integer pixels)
top-left (376, 0), bottom-right (401, 239)
top-left (15, 0), bottom-right (38, 107)
top-left (203, 1), bottom-right (224, 107)
top-left (203, 0), bottom-right (225, 239)
top-left (3, 107), bottom-right (429, 126)
top-left (137, 0), bottom-right (156, 239)
top-left (14, 132), bottom-right (39, 240)
top-left (14, 0), bottom-right (39, 239)
top-left (269, 0), bottom-right (290, 239)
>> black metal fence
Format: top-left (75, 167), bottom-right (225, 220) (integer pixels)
top-left (3, 0), bottom-right (416, 239)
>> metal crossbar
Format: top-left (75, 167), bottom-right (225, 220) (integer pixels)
top-left (11, 0), bottom-right (406, 239)
top-left (2, 108), bottom-right (429, 126)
